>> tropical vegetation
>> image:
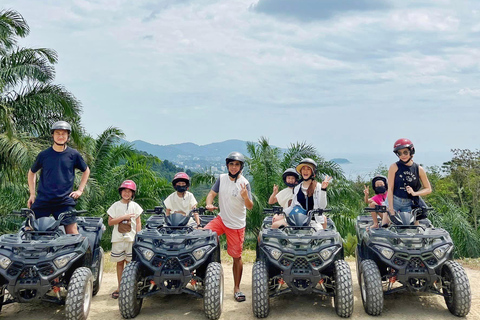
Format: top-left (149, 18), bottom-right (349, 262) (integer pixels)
top-left (1, 9), bottom-right (479, 258)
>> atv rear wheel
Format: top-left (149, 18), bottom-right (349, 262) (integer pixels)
top-left (442, 260), bottom-right (471, 317)
top-left (204, 262), bottom-right (223, 320)
top-left (334, 260), bottom-right (354, 317)
top-left (93, 247), bottom-right (104, 296)
top-left (359, 259), bottom-right (383, 316)
top-left (119, 261), bottom-right (144, 319)
top-left (65, 267), bottom-right (94, 320)
top-left (252, 260), bottom-right (269, 318)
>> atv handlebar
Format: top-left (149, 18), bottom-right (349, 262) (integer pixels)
top-left (364, 205), bottom-right (387, 213)
top-left (308, 208), bottom-right (331, 215)
top-left (146, 206), bottom-right (165, 215)
top-left (263, 206), bottom-right (284, 215)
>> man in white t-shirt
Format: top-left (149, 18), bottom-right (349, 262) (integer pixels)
top-left (164, 172), bottom-right (200, 227)
top-left (205, 152), bottom-right (253, 303)
top-left (107, 180), bottom-right (143, 299)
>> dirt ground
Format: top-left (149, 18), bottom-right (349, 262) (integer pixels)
top-left (1, 261), bottom-right (479, 320)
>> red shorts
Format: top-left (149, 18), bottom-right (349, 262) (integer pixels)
top-left (205, 216), bottom-right (245, 259)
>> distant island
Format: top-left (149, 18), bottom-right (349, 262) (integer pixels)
top-left (330, 158), bottom-right (351, 164)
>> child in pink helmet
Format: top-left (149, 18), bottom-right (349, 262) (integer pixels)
top-left (164, 172), bottom-right (200, 227)
top-left (107, 180), bottom-right (143, 299)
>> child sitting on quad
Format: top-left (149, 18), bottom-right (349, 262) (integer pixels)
top-left (164, 172), bottom-right (200, 228)
top-left (363, 175), bottom-right (388, 228)
top-left (107, 180), bottom-right (143, 299)
top-left (272, 158), bottom-right (331, 230)
top-left (268, 168), bottom-right (299, 223)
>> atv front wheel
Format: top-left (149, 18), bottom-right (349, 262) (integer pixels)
top-left (119, 261), bottom-right (144, 319)
top-left (442, 260), bottom-right (471, 317)
top-left (252, 260), bottom-right (269, 318)
top-left (359, 259), bottom-right (383, 316)
top-left (334, 260), bottom-right (354, 317)
top-left (65, 267), bottom-right (94, 320)
top-left (204, 262), bottom-right (224, 320)
top-left (93, 247), bottom-right (104, 296)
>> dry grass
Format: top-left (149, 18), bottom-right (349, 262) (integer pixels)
top-left (457, 258), bottom-right (480, 270)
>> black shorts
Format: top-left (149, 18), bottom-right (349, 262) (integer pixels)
top-left (32, 205), bottom-right (77, 225)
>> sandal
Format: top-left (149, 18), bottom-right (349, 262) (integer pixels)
top-left (111, 291), bottom-right (119, 299)
top-left (234, 291), bottom-right (246, 302)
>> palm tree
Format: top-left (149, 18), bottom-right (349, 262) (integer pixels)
top-left (0, 9), bottom-right (84, 219)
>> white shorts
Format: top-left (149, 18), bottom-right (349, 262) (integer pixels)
top-left (111, 241), bottom-right (133, 262)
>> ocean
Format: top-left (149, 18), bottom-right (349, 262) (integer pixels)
top-left (327, 151), bottom-right (452, 180)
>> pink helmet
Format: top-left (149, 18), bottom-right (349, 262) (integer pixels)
top-left (119, 180), bottom-right (137, 194)
top-left (172, 172), bottom-right (190, 187)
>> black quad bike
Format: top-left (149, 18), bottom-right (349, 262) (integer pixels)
top-left (118, 207), bottom-right (223, 320)
top-left (252, 206), bottom-right (354, 318)
top-left (356, 205), bottom-right (471, 317)
top-left (0, 208), bottom-right (105, 320)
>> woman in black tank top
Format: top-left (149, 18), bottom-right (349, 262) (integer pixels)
top-left (386, 139), bottom-right (432, 223)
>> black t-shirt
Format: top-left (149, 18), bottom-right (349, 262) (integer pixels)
top-left (393, 161), bottom-right (421, 199)
top-left (31, 146), bottom-right (88, 207)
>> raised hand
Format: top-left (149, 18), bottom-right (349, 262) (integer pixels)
top-left (272, 184), bottom-right (278, 195)
top-left (321, 176), bottom-right (332, 189)
top-left (240, 183), bottom-right (249, 199)
top-left (363, 185), bottom-right (369, 196)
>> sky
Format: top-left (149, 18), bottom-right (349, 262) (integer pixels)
top-left (4, 0), bottom-right (480, 165)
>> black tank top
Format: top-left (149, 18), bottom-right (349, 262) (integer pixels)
top-left (297, 187), bottom-right (314, 211)
top-left (393, 161), bottom-right (421, 199)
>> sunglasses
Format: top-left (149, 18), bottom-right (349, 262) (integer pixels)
top-left (396, 150), bottom-right (410, 156)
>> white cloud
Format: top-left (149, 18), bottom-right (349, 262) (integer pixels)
top-left (458, 88), bottom-right (480, 97)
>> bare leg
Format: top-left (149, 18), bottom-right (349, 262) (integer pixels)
top-left (233, 257), bottom-right (243, 294)
top-left (65, 223), bottom-right (79, 234)
top-left (116, 261), bottom-right (126, 291)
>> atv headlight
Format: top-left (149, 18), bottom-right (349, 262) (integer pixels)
top-left (0, 255), bottom-right (11, 269)
top-left (374, 245), bottom-right (394, 260)
top-left (319, 247), bottom-right (337, 261)
top-left (138, 247), bottom-right (154, 261)
top-left (192, 246), bottom-right (210, 260)
top-left (265, 246), bottom-right (282, 260)
top-left (53, 253), bottom-right (77, 269)
top-left (433, 244), bottom-right (450, 259)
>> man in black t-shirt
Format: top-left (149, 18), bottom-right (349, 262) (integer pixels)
top-left (27, 121), bottom-right (90, 234)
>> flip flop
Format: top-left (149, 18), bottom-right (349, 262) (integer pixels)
top-left (111, 291), bottom-right (119, 299)
top-left (234, 291), bottom-right (246, 302)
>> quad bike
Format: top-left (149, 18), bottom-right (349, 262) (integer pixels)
top-left (252, 206), bottom-right (354, 318)
top-left (118, 207), bottom-right (223, 320)
top-left (356, 205), bottom-right (471, 317)
top-left (0, 208), bottom-right (105, 320)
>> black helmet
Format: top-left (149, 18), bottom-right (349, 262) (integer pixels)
top-left (225, 151), bottom-right (245, 180)
top-left (225, 151), bottom-right (245, 165)
top-left (371, 175), bottom-right (388, 190)
top-left (282, 168), bottom-right (299, 187)
top-left (50, 121), bottom-right (72, 134)
top-left (296, 158), bottom-right (317, 175)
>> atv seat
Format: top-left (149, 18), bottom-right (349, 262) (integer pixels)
top-left (199, 215), bottom-right (216, 227)
top-left (146, 215), bottom-right (165, 229)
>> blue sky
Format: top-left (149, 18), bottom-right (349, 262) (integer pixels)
top-left (5, 0), bottom-right (480, 164)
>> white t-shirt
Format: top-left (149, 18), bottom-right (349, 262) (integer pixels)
top-left (107, 200), bottom-right (143, 243)
top-left (276, 187), bottom-right (294, 209)
top-left (164, 191), bottom-right (197, 214)
top-left (213, 174), bottom-right (251, 229)
top-left (164, 191), bottom-right (198, 226)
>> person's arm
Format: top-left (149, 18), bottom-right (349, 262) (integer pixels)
top-left (136, 215), bottom-right (142, 232)
top-left (408, 166), bottom-right (432, 197)
top-left (27, 169), bottom-right (36, 208)
top-left (240, 183), bottom-right (254, 210)
top-left (108, 212), bottom-right (135, 226)
top-left (363, 185), bottom-right (370, 204)
top-left (206, 190), bottom-right (218, 211)
top-left (387, 163), bottom-right (397, 214)
top-left (268, 184), bottom-right (279, 205)
top-left (70, 167), bottom-right (90, 199)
